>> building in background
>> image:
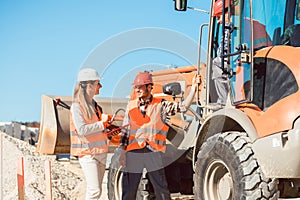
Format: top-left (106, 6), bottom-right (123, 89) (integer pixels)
top-left (0, 122), bottom-right (39, 145)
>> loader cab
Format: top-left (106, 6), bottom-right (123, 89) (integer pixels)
top-left (175, 0), bottom-right (300, 110)
top-left (208, 0), bottom-right (273, 106)
top-left (208, 0), bottom-right (300, 107)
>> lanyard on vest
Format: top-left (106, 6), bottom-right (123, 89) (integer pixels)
top-left (138, 96), bottom-right (153, 117)
top-left (94, 100), bottom-right (103, 120)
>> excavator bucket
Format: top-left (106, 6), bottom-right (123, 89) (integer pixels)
top-left (36, 95), bottom-right (128, 155)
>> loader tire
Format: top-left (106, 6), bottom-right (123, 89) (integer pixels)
top-left (107, 149), bottom-right (152, 200)
top-left (194, 132), bottom-right (279, 200)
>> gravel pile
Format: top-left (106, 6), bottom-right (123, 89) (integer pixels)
top-left (0, 131), bottom-right (86, 200)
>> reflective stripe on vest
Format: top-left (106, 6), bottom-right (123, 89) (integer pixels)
top-left (126, 97), bottom-right (169, 153)
top-left (70, 104), bottom-right (108, 156)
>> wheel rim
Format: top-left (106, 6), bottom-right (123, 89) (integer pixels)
top-left (114, 166), bottom-right (123, 200)
top-left (203, 159), bottom-right (233, 200)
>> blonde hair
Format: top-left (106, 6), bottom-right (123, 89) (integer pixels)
top-left (72, 81), bottom-right (96, 120)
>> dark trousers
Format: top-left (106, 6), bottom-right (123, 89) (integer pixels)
top-left (122, 147), bottom-right (171, 200)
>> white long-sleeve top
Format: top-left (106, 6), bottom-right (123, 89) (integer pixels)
top-left (70, 103), bottom-right (106, 137)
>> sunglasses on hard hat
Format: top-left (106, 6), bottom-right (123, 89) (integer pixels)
top-left (134, 85), bottom-right (146, 89)
top-left (89, 81), bottom-right (101, 88)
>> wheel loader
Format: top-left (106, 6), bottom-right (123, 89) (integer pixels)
top-left (107, 0), bottom-right (300, 199)
top-left (36, 0), bottom-right (300, 198)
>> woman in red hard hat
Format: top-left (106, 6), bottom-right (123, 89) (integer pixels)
top-left (70, 68), bottom-right (111, 200)
top-left (119, 71), bottom-right (201, 200)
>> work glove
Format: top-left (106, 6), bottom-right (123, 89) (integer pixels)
top-left (105, 124), bottom-right (122, 139)
top-left (100, 114), bottom-right (112, 128)
top-left (106, 123), bottom-right (129, 138)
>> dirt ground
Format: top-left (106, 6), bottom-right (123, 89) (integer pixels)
top-left (0, 131), bottom-right (107, 200)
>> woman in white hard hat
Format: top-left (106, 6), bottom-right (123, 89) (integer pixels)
top-left (70, 68), bottom-right (110, 200)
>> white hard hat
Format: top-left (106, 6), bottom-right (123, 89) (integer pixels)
top-left (77, 68), bottom-right (100, 82)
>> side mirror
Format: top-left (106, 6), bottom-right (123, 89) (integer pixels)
top-left (163, 82), bottom-right (182, 96)
top-left (174, 0), bottom-right (187, 11)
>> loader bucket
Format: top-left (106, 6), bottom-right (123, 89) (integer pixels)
top-left (36, 95), bottom-right (128, 155)
top-left (36, 95), bottom-right (72, 154)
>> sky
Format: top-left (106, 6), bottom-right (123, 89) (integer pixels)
top-left (0, 0), bottom-right (210, 122)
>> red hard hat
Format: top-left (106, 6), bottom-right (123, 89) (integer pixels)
top-left (132, 72), bottom-right (153, 86)
top-left (213, 0), bottom-right (229, 17)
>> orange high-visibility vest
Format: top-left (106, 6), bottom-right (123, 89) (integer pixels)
top-left (70, 104), bottom-right (108, 156)
top-left (126, 97), bottom-right (169, 153)
top-left (244, 19), bottom-right (272, 50)
top-left (253, 19), bottom-right (272, 49)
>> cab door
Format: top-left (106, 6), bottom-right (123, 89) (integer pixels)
top-left (228, 0), bottom-right (252, 104)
